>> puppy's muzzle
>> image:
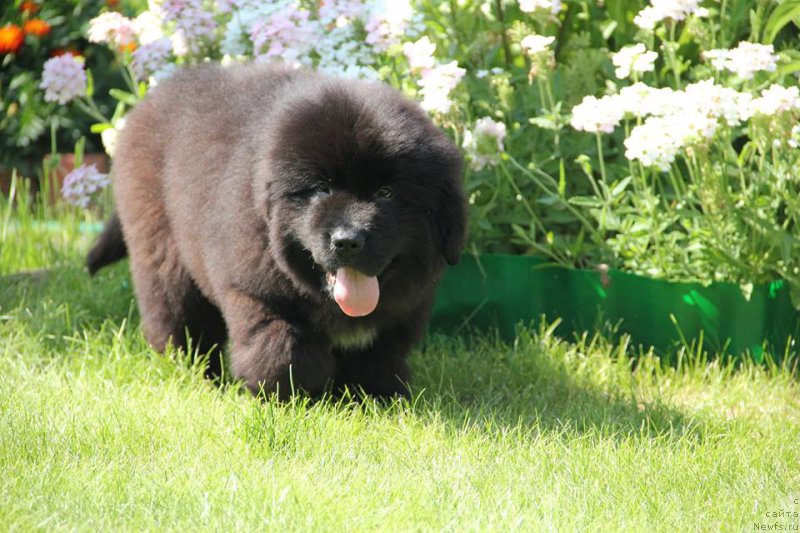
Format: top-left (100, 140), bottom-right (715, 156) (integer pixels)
top-left (330, 227), bottom-right (366, 260)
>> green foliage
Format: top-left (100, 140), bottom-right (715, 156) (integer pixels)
top-left (0, 0), bottom-right (125, 173)
top-left (413, 0), bottom-right (800, 302)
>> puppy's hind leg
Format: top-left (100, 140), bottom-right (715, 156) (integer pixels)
top-left (125, 223), bottom-right (227, 379)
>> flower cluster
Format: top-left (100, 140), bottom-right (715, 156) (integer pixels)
top-left (40, 54), bottom-right (87, 104)
top-left (132, 38), bottom-right (173, 81)
top-left (612, 44), bottom-right (658, 79)
top-left (570, 77), bottom-right (795, 170)
top-left (403, 36), bottom-right (436, 70)
top-left (1, 4), bottom-right (53, 55)
top-left (0, 24), bottom-right (25, 54)
top-left (518, 0), bottom-right (562, 16)
top-left (87, 12), bottom-right (136, 50)
top-left (520, 34), bottom-right (554, 57)
top-left (634, 0), bottom-right (703, 30)
top-left (463, 117), bottom-right (507, 170)
top-left (218, 0), bottom-right (416, 79)
top-left (62, 164), bottom-right (111, 208)
top-left (402, 36), bottom-right (465, 114)
top-left (570, 96), bottom-right (625, 134)
top-left (704, 42), bottom-right (780, 80)
top-left (159, 0), bottom-right (217, 56)
top-left (417, 61), bottom-right (466, 114)
top-left (249, 5), bottom-right (316, 65)
top-left (363, 0), bottom-right (414, 52)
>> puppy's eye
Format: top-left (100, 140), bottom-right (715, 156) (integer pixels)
top-left (314, 183), bottom-right (331, 195)
top-left (375, 186), bottom-right (394, 199)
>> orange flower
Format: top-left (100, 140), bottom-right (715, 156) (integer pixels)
top-left (50, 47), bottom-right (81, 58)
top-left (106, 0), bottom-right (120, 7)
top-left (23, 19), bottom-right (51, 37)
top-left (19, 1), bottom-right (40, 15)
top-left (118, 41), bottom-right (137, 53)
top-left (0, 24), bottom-right (24, 54)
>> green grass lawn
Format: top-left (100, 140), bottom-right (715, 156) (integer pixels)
top-left (2, 193), bottom-right (799, 531)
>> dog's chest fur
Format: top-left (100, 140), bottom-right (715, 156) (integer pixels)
top-left (329, 323), bottom-right (379, 351)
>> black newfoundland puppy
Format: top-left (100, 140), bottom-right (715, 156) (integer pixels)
top-left (88, 63), bottom-right (466, 399)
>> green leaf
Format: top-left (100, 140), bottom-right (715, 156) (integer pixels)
top-left (90, 123), bottom-right (113, 134)
top-left (109, 89), bottom-right (139, 106)
top-left (568, 196), bottom-right (604, 208)
top-left (74, 137), bottom-right (85, 168)
top-left (86, 69), bottom-right (94, 99)
top-left (610, 176), bottom-right (632, 199)
top-left (111, 102), bottom-right (127, 124)
top-left (763, 0), bottom-right (800, 43)
top-left (528, 116), bottom-right (559, 131)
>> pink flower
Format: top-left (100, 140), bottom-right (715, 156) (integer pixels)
top-left (87, 12), bottom-right (136, 48)
top-left (160, 0), bottom-right (216, 55)
top-left (249, 7), bottom-right (317, 64)
top-left (319, 0), bottom-right (366, 24)
top-left (40, 55), bottom-right (87, 104)
top-left (132, 38), bottom-right (173, 81)
top-left (364, 0), bottom-right (413, 51)
top-left (418, 61), bottom-right (466, 114)
top-left (62, 164), bottom-right (110, 208)
top-left (463, 117), bottom-right (507, 170)
top-left (403, 36), bottom-right (436, 70)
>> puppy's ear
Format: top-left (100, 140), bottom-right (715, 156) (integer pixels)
top-left (434, 170), bottom-right (468, 266)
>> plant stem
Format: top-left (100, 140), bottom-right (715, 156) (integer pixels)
top-left (506, 155), bottom-right (604, 244)
top-left (498, 162), bottom-right (571, 264)
top-left (595, 133), bottom-right (608, 184)
top-left (494, 0), bottom-right (514, 71)
top-left (76, 98), bottom-right (108, 123)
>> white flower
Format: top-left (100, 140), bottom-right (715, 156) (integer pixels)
top-left (570, 95), bottom-right (625, 134)
top-left (132, 10), bottom-right (165, 45)
top-left (62, 164), bottom-right (111, 208)
top-left (417, 61), bottom-right (465, 114)
top-left (462, 117), bottom-right (507, 170)
top-left (633, 7), bottom-right (662, 30)
top-left (40, 55), bottom-right (87, 105)
top-left (633, 0), bottom-right (701, 29)
top-left (519, 0), bottom-right (561, 15)
top-left (749, 84), bottom-right (800, 116)
top-left (612, 43), bottom-right (658, 79)
top-left (87, 12), bottom-right (136, 48)
top-left (789, 124), bottom-right (800, 149)
top-left (674, 110), bottom-right (719, 144)
top-left (403, 36), bottom-right (436, 70)
top-left (520, 34), bottom-right (555, 57)
top-left (101, 118), bottom-right (126, 158)
top-left (624, 117), bottom-right (682, 170)
top-left (682, 80), bottom-right (751, 125)
top-left (624, 111), bottom-right (717, 171)
top-left (704, 42), bottom-right (779, 80)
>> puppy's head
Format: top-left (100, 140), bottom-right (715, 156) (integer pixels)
top-left (257, 78), bottom-right (466, 317)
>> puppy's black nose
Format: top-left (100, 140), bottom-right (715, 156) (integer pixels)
top-left (331, 228), bottom-right (365, 252)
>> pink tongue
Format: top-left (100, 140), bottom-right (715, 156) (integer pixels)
top-left (333, 267), bottom-right (379, 317)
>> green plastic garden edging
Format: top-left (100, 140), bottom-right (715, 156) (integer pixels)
top-left (430, 254), bottom-right (800, 361)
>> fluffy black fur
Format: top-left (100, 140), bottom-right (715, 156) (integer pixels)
top-left (88, 63), bottom-right (466, 399)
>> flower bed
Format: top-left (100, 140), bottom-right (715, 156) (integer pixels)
top-left (24, 0), bottom-right (800, 343)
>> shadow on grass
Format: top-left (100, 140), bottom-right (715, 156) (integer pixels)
top-left (2, 260), bottom-right (706, 446)
top-left (410, 326), bottom-right (709, 445)
top-left (0, 260), bottom-right (138, 349)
